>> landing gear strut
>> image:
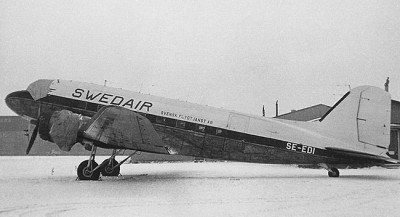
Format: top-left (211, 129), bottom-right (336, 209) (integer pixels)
top-left (318, 163), bottom-right (340, 178)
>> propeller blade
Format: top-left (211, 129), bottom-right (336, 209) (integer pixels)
top-left (26, 123), bottom-right (39, 154)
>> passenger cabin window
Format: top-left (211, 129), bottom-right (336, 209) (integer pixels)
top-left (165, 118), bottom-right (176, 127)
top-left (216, 129), bottom-right (226, 136)
top-left (205, 126), bottom-right (216, 135)
top-left (176, 120), bottom-right (186, 129)
top-left (155, 117), bottom-right (165, 124)
top-left (185, 122), bottom-right (196, 131)
top-left (196, 124), bottom-right (206, 133)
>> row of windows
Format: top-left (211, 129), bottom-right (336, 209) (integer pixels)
top-left (39, 95), bottom-right (276, 146)
top-left (144, 114), bottom-right (223, 134)
top-left (142, 113), bottom-right (276, 145)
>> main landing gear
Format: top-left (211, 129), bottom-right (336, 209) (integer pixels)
top-left (318, 163), bottom-right (340, 178)
top-left (77, 145), bottom-right (139, 181)
top-left (328, 168), bottom-right (340, 177)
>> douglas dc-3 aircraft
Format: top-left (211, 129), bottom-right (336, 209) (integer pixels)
top-left (5, 79), bottom-right (399, 180)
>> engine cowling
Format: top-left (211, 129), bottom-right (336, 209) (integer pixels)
top-left (39, 110), bottom-right (90, 151)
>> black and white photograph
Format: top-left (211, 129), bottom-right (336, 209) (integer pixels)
top-left (0, 1), bottom-right (399, 216)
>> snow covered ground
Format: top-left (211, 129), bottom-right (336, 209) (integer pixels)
top-left (0, 156), bottom-right (399, 217)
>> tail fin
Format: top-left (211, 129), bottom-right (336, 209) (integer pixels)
top-left (319, 86), bottom-right (391, 156)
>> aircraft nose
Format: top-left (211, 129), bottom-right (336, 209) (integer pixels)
top-left (5, 90), bottom-right (38, 118)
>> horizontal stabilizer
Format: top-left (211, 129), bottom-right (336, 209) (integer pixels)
top-left (325, 147), bottom-right (400, 164)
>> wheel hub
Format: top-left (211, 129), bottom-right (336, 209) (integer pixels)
top-left (83, 167), bottom-right (93, 177)
top-left (104, 165), bottom-right (113, 173)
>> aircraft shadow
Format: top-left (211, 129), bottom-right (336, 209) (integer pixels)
top-left (100, 172), bottom-right (400, 182)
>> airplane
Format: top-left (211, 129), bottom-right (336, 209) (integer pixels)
top-left (5, 79), bottom-right (399, 180)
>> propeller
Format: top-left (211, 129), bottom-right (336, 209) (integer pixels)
top-left (26, 121), bottom-right (39, 154)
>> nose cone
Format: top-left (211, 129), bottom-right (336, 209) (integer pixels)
top-left (5, 90), bottom-right (39, 119)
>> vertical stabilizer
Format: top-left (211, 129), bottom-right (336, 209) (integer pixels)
top-left (319, 86), bottom-right (391, 155)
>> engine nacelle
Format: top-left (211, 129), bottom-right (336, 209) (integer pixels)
top-left (39, 110), bottom-right (89, 151)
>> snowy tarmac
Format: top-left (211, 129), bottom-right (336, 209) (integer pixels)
top-left (0, 156), bottom-right (399, 217)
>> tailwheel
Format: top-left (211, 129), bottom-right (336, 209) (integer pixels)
top-left (101, 159), bottom-right (120, 176)
top-left (328, 167), bottom-right (340, 177)
top-left (77, 160), bottom-right (101, 180)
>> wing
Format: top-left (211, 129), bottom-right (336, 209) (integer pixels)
top-left (80, 106), bottom-right (169, 154)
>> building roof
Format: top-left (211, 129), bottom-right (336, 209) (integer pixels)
top-left (274, 104), bottom-right (331, 122)
top-left (0, 116), bottom-right (28, 131)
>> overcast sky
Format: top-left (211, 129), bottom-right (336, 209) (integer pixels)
top-left (1, 0), bottom-right (399, 117)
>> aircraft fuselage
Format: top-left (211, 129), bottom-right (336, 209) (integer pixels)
top-left (5, 79), bottom-right (392, 168)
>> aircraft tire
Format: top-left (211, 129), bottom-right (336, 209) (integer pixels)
top-left (77, 160), bottom-right (100, 180)
top-left (101, 159), bottom-right (120, 176)
top-left (328, 168), bottom-right (340, 177)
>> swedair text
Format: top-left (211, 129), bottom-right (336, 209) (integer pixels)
top-left (72, 88), bottom-right (153, 111)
